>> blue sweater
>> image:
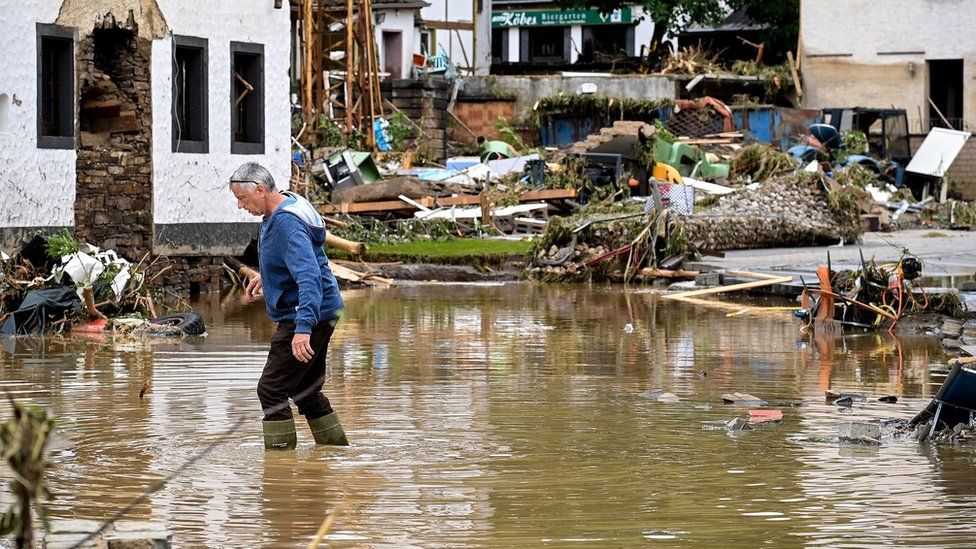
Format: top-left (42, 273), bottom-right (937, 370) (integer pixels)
top-left (259, 192), bottom-right (344, 333)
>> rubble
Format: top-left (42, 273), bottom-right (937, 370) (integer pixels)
top-left (0, 231), bottom-right (202, 338)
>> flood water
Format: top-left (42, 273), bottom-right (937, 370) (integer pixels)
top-left (1, 283), bottom-right (975, 547)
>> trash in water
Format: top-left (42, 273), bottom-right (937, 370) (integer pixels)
top-left (748, 409), bottom-right (783, 423)
top-left (722, 393), bottom-right (766, 405)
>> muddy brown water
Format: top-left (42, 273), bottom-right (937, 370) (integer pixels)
top-left (1, 283), bottom-right (974, 547)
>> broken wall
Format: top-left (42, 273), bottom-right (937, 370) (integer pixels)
top-left (75, 23), bottom-right (154, 260)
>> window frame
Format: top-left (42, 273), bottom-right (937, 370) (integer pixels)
top-left (171, 35), bottom-right (209, 154)
top-left (36, 23), bottom-right (77, 150)
top-left (229, 41), bottom-right (265, 155)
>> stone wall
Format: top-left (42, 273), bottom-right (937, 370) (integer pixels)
top-left (460, 75), bottom-right (677, 122)
top-left (381, 78), bottom-right (450, 161)
top-left (153, 256), bottom-right (229, 294)
top-left (75, 25), bottom-right (154, 261)
top-left (947, 139), bottom-right (976, 201)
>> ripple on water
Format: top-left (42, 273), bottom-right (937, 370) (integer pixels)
top-left (0, 285), bottom-right (973, 547)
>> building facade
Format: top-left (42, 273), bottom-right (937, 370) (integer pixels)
top-left (1, 0), bottom-right (291, 264)
top-left (489, 2), bottom-right (654, 69)
top-left (801, 0), bottom-right (976, 133)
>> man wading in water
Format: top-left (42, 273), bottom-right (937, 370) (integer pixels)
top-left (229, 162), bottom-right (349, 449)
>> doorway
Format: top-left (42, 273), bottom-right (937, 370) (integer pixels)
top-left (928, 59), bottom-right (963, 130)
top-left (383, 31), bottom-right (402, 78)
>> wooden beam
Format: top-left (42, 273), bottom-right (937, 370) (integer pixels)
top-left (423, 20), bottom-right (474, 31)
top-left (518, 188), bottom-right (577, 201)
top-left (786, 51), bottom-right (803, 97)
top-left (437, 195), bottom-right (482, 207)
top-left (663, 276), bottom-right (793, 300)
top-left (319, 196), bottom-right (436, 214)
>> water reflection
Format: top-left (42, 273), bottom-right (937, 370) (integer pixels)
top-left (0, 283), bottom-right (972, 546)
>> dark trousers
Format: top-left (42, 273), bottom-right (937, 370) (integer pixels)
top-left (258, 318), bottom-right (337, 421)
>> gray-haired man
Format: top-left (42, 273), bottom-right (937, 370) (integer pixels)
top-left (229, 162), bottom-right (348, 449)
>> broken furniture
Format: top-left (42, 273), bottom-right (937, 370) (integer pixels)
top-left (910, 363), bottom-right (976, 438)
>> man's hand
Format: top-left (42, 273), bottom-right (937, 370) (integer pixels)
top-left (245, 274), bottom-right (263, 301)
top-left (292, 333), bottom-right (314, 363)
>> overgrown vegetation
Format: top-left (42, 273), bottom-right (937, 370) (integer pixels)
top-left (45, 229), bottom-right (79, 260)
top-left (535, 94), bottom-right (674, 124)
top-left (731, 144), bottom-right (798, 182)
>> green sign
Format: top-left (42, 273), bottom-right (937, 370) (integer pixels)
top-left (491, 8), bottom-right (633, 28)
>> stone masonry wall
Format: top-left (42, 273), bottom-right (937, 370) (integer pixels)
top-left (947, 139), bottom-right (976, 201)
top-left (75, 26), bottom-right (153, 261)
top-left (381, 78), bottom-right (450, 162)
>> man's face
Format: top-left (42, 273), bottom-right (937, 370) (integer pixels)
top-left (232, 183), bottom-right (266, 216)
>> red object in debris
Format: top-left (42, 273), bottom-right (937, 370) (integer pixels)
top-left (748, 409), bottom-right (783, 423)
top-left (72, 318), bottom-right (109, 333)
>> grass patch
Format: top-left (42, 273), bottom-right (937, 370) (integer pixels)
top-left (331, 238), bottom-right (534, 267)
top-left (922, 231), bottom-right (949, 238)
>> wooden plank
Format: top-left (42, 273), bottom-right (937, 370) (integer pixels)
top-left (437, 195), bottom-right (482, 207)
top-left (725, 270), bottom-right (785, 281)
top-left (663, 276), bottom-right (794, 300)
top-left (786, 51), bottom-right (803, 97)
top-left (319, 196), bottom-right (435, 214)
top-left (518, 188), bottom-right (577, 201)
top-left (423, 19), bottom-right (475, 31)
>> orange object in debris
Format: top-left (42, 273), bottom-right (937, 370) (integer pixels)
top-left (651, 162), bottom-right (683, 185)
top-left (72, 318), bottom-right (109, 333)
top-left (748, 409), bottom-right (783, 423)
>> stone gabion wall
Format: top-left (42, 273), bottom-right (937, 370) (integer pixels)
top-left (74, 27), bottom-right (154, 261)
top-left (679, 177), bottom-right (863, 251)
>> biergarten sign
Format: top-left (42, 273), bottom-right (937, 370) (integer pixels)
top-left (491, 8), bottom-right (633, 28)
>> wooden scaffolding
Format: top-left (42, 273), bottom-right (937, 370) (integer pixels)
top-left (297, 0), bottom-right (384, 148)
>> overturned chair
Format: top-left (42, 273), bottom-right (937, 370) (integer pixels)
top-left (909, 363), bottom-right (976, 439)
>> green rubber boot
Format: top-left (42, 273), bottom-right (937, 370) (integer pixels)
top-left (308, 412), bottom-right (349, 446)
top-left (262, 418), bottom-right (298, 450)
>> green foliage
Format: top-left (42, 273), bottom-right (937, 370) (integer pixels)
top-left (535, 94), bottom-right (673, 122)
top-left (45, 229), bottom-right (78, 260)
top-left (731, 144), bottom-right (798, 182)
top-left (653, 119), bottom-right (676, 144)
top-left (386, 112), bottom-right (414, 151)
top-left (493, 117), bottom-right (531, 154)
top-left (0, 399), bottom-right (54, 548)
top-left (293, 114), bottom-right (347, 149)
top-left (843, 129), bottom-right (868, 154)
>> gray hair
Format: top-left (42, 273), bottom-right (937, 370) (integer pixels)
top-left (229, 162), bottom-right (276, 192)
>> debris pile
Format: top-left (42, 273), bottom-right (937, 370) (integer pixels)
top-left (795, 251), bottom-right (955, 333)
top-left (681, 171), bottom-right (863, 251)
top-left (1, 232), bottom-right (202, 337)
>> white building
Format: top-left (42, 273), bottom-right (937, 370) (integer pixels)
top-left (0, 0), bottom-right (291, 258)
top-left (801, 0), bottom-right (975, 132)
top-left (489, 2), bottom-right (655, 67)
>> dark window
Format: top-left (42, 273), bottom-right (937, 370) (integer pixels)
top-left (230, 42), bottom-right (265, 155)
top-left (491, 28), bottom-right (505, 63)
top-left (526, 26), bottom-right (567, 62)
top-left (928, 59), bottom-right (964, 130)
top-left (172, 35), bottom-right (208, 153)
top-left (586, 25), bottom-right (632, 58)
top-left (37, 23), bottom-right (76, 149)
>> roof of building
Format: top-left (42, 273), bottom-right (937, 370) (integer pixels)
top-left (682, 8), bottom-right (764, 34)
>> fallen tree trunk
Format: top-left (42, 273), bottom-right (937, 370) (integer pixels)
top-left (331, 176), bottom-right (427, 204)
